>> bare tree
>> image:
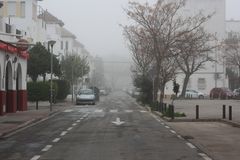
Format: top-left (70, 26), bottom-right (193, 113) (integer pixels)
top-left (175, 27), bottom-right (217, 97)
top-left (124, 0), bottom-right (214, 104)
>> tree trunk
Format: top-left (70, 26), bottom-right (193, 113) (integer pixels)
top-left (153, 74), bottom-right (160, 102)
top-left (181, 74), bottom-right (191, 98)
top-left (159, 83), bottom-right (165, 107)
top-left (43, 74), bottom-right (46, 82)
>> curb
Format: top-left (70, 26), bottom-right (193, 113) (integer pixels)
top-left (0, 110), bottom-right (61, 139)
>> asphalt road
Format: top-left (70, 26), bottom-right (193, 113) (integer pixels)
top-left (0, 92), bottom-right (207, 160)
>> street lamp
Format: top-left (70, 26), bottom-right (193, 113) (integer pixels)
top-left (48, 40), bottom-right (56, 112)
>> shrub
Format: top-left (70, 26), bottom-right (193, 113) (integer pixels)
top-left (27, 81), bottom-right (58, 109)
top-left (53, 80), bottom-right (70, 100)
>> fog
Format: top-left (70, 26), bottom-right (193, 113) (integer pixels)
top-left (39, 0), bottom-right (240, 90)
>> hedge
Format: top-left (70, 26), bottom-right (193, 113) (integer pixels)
top-left (27, 81), bottom-right (58, 109)
top-left (53, 79), bottom-right (70, 100)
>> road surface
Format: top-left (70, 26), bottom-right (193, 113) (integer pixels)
top-left (0, 92), bottom-right (206, 160)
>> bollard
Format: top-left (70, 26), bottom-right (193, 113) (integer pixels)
top-left (164, 103), bottom-right (167, 113)
top-left (196, 105), bottom-right (199, 119)
top-left (229, 106), bottom-right (232, 120)
top-left (222, 105), bottom-right (226, 119)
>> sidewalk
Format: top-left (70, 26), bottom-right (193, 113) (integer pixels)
top-left (0, 100), bottom-right (73, 138)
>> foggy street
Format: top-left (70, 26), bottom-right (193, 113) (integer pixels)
top-left (0, 92), bottom-right (205, 160)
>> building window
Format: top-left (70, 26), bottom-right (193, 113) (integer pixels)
top-left (65, 41), bottom-right (68, 51)
top-left (198, 78), bottom-right (206, 90)
top-left (61, 41), bottom-right (63, 50)
top-left (5, 23), bottom-right (11, 33)
top-left (16, 29), bottom-right (21, 39)
top-left (20, 1), bottom-right (25, 17)
top-left (7, 1), bottom-right (17, 16)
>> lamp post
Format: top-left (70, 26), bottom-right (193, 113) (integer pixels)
top-left (48, 40), bottom-right (56, 112)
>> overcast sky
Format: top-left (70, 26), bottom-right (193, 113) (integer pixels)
top-left (39, 0), bottom-right (240, 61)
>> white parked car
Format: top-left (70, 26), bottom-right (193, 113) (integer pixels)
top-left (76, 89), bottom-right (96, 105)
top-left (185, 89), bottom-right (206, 99)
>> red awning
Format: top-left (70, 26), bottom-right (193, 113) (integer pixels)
top-left (0, 40), bottom-right (29, 60)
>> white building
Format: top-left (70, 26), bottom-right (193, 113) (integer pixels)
top-left (165, 0), bottom-right (228, 96)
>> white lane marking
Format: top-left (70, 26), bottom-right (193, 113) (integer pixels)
top-left (161, 122), bottom-right (165, 125)
top-left (41, 145), bottom-right (52, 151)
top-left (64, 109), bottom-right (73, 113)
top-left (156, 119), bottom-right (161, 122)
top-left (52, 138), bottom-right (61, 143)
top-left (72, 123), bottom-right (77, 126)
top-left (125, 110), bottom-right (133, 113)
top-left (30, 155), bottom-right (41, 160)
top-left (198, 153), bottom-right (212, 160)
top-left (140, 110), bottom-right (147, 113)
top-left (170, 130), bottom-right (176, 134)
top-left (60, 131), bottom-right (68, 136)
top-left (186, 142), bottom-right (196, 149)
top-left (95, 109), bottom-right (103, 113)
top-left (67, 127), bottom-right (73, 131)
top-left (177, 135), bottom-right (184, 140)
top-left (80, 117), bottom-right (84, 120)
top-left (165, 126), bottom-right (170, 129)
top-left (83, 114), bottom-right (89, 117)
top-left (110, 109), bottom-right (118, 113)
top-left (76, 120), bottom-right (81, 123)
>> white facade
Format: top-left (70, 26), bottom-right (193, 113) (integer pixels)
top-left (165, 0), bottom-right (228, 96)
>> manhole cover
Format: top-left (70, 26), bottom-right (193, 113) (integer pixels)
top-left (2, 121), bottom-right (24, 124)
top-left (182, 135), bottom-right (194, 140)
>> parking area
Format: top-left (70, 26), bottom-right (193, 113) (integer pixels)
top-left (164, 99), bottom-right (240, 123)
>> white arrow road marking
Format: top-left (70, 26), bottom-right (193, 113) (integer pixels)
top-left (41, 145), bottom-right (52, 151)
top-left (52, 138), bottom-right (61, 143)
top-left (30, 155), bottom-right (41, 160)
top-left (125, 110), bottom-right (133, 113)
top-left (112, 117), bottom-right (125, 126)
top-left (110, 109), bottom-right (118, 113)
top-left (64, 109), bottom-right (73, 113)
top-left (60, 131), bottom-right (67, 136)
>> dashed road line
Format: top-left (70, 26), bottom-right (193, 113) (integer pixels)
top-left (30, 155), bottom-right (41, 160)
top-left (125, 110), bottom-right (133, 113)
top-left (165, 126), bottom-right (170, 129)
top-left (198, 153), bottom-right (212, 160)
top-left (67, 127), bottom-right (73, 131)
top-left (110, 109), bottom-right (118, 113)
top-left (63, 109), bottom-right (73, 113)
top-left (95, 109), bottom-right (103, 113)
top-left (140, 110), bottom-right (147, 113)
top-left (52, 138), bottom-right (61, 143)
top-left (170, 130), bottom-right (176, 134)
top-left (80, 117), bottom-right (84, 120)
top-left (41, 145), bottom-right (52, 152)
top-left (177, 135), bottom-right (184, 140)
top-left (76, 120), bottom-right (81, 123)
top-left (161, 122), bottom-right (165, 125)
top-left (156, 119), bottom-right (161, 122)
top-left (186, 142), bottom-right (196, 149)
top-left (72, 123), bottom-right (77, 126)
top-left (60, 131), bottom-right (68, 136)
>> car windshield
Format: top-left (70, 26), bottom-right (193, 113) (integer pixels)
top-left (79, 89), bottom-right (93, 95)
